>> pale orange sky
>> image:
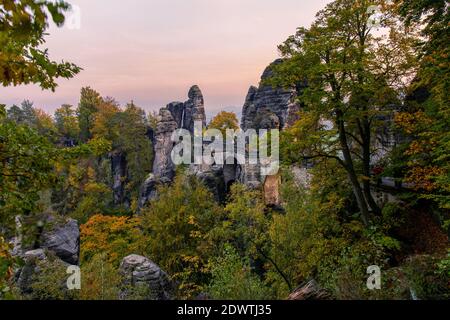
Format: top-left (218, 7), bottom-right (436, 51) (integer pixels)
top-left (0, 0), bottom-right (331, 116)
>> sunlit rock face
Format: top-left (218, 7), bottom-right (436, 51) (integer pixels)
top-left (264, 174), bottom-right (282, 207)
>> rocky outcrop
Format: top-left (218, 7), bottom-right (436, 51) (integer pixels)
top-left (11, 216), bottom-right (80, 266)
top-left (153, 108), bottom-right (178, 179)
top-left (111, 152), bottom-right (128, 206)
top-left (263, 174), bottom-right (281, 206)
top-left (183, 85), bottom-right (206, 133)
top-left (167, 102), bottom-right (185, 129)
top-left (119, 254), bottom-right (173, 300)
top-left (138, 61), bottom-right (305, 208)
top-left (238, 59), bottom-right (302, 190)
top-left (41, 217), bottom-right (80, 265)
top-left (241, 59), bottom-right (301, 131)
top-left (138, 108), bottom-right (178, 207)
top-left (237, 163), bottom-right (261, 189)
top-left (139, 86), bottom-right (208, 209)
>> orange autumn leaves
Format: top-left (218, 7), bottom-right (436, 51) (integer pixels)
top-left (394, 111), bottom-right (446, 193)
top-left (80, 214), bottom-right (144, 266)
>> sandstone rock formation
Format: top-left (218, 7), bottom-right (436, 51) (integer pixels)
top-left (138, 61), bottom-right (304, 208)
top-left (241, 59), bottom-right (301, 131)
top-left (139, 85), bottom-right (209, 208)
top-left (239, 59), bottom-right (302, 193)
top-left (195, 165), bottom-right (227, 203)
top-left (119, 254), bottom-right (173, 300)
top-left (111, 152), bottom-right (128, 206)
top-left (184, 85), bottom-right (206, 133)
top-left (41, 217), bottom-right (80, 265)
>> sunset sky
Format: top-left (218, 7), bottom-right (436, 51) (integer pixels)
top-left (1, 0), bottom-right (330, 117)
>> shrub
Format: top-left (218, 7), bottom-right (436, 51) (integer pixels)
top-left (79, 253), bottom-right (121, 300)
top-left (30, 254), bottom-right (79, 300)
top-left (207, 245), bottom-right (270, 300)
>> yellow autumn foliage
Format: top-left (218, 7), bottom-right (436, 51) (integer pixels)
top-left (80, 214), bottom-right (144, 266)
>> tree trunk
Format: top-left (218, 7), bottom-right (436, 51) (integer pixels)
top-left (361, 119), bottom-right (381, 215)
top-left (337, 112), bottom-right (371, 226)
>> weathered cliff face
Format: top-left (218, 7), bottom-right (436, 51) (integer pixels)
top-left (167, 102), bottom-right (184, 129)
top-left (239, 59), bottom-right (302, 195)
top-left (184, 85), bottom-right (206, 133)
top-left (138, 86), bottom-right (208, 209)
top-left (152, 109), bottom-right (178, 179)
top-left (138, 108), bottom-right (178, 208)
top-left (241, 59), bottom-right (301, 131)
top-left (111, 152), bottom-right (128, 206)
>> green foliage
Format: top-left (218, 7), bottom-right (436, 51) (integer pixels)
top-left (212, 183), bottom-right (270, 260)
top-left (29, 253), bottom-right (78, 300)
top-left (437, 250), bottom-right (450, 279)
top-left (141, 172), bottom-right (223, 299)
top-left (108, 103), bottom-right (153, 203)
top-left (269, 0), bottom-right (418, 225)
top-left (0, 0), bottom-right (81, 90)
top-left (54, 104), bottom-right (80, 146)
top-left (51, 139), bottom-right (112, 221)
top-left (79, 253), bottom-right (121, 300)
top-left (402, 255), bottom-right (450, 300)
top-left (6, 100), bottom-right (36, 126)
top-left (0, 108), bottom-right (57, 228)
top-left (0, 236), bottom-right (14, 299)
top-left (77, 87), bottom-right (102, 142)
top-left (267, 167), bottom-right (389, 299)
top-left (90, 99), bottom-right (153, 207)
top-left (207, 244), bottom-right (270, 300)
top-left (393, 0), bottom-right (450, 210)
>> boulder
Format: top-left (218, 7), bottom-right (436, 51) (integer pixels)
top-left (41, 218), bottom-right (79, 265)
top-left (119, 254), bottom-right (173, 300)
